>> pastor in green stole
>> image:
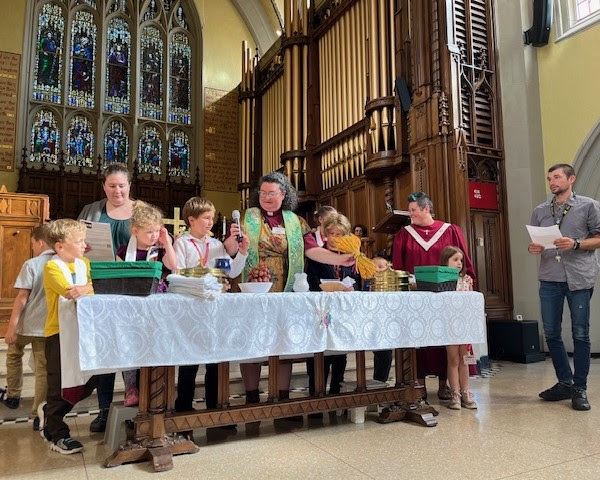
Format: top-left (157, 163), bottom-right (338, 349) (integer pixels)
top-left (242, 207), bottom-right (304, 292)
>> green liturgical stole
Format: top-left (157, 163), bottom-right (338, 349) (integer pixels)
top-left (242, 207), bottom-right (304, 292)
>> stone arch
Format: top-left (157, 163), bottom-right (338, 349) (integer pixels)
top-left (573, 119), bottom-right (600, 199)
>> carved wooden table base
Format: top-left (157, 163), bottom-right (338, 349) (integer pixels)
top-left (103, 349), bottom-right (437, 471)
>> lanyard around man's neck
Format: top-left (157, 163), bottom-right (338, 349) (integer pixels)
top-left (550, 194), bottom-right (574, 228)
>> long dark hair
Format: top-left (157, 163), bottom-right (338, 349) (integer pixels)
top-left (439, 245), bottom-right (466, 276)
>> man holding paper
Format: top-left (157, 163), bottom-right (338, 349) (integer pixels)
top-left (528, 163), bottom-right (600, 411)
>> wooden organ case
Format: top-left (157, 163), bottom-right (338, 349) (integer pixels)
top-left (239, 0), bottom-right (512, 318)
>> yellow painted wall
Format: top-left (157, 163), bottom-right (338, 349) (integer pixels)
top-left (537, 23), bottom-right (600, 169)
top-left (0, 0), bottom-right (25, 191)
top-left (193, 0), bottom-right (255, 214)
top-left (0, 0), bottom-right (256, 215)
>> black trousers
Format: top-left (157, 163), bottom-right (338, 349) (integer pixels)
top-left (45, 334), bottom-right (97, 442)
top-left (175, 363), bottom-right (218, 411)
top-left (373, 350), bottom-right (393, 382)
top-left (307, 354), bottom-right (347, 395)
top-left (96, 372), bottom-right (115, 410)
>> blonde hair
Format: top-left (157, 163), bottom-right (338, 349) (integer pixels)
top-left (323, 213), bottom-right (352, 236)
top-left (46, 219), bottom-right (86, 246)
top-left (182, 197), bottom-right (215, 227)
top-left (130, 201), bottom-right (163, 229)
top-left (372, 256), bottom-right (389, 271)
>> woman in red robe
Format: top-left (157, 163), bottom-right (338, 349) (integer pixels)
top-left (392, 192), bottom-right (475, 400)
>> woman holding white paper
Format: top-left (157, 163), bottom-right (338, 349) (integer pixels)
top-left (77, 162), bottom-right (134, 433)
top-left (78, 163), bottom-right (134, 256)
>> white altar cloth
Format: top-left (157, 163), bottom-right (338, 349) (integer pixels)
top-left (73, 291), bottom-right (485, 377)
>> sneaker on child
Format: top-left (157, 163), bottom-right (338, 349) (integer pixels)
top-left (37, 401), bottom-right (48, 438)
top-left (0, 388), bottom-right (20, 409)
top-left (50, 437), bottom-right (84, 455)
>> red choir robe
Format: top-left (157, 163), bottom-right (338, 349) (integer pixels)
top-left (392, 220), bottom-right (476, 379)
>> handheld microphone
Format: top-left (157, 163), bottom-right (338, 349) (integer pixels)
top-left (232, 210), bottom-right (243, 242)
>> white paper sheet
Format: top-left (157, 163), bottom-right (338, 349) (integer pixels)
top-left (80, 220), bottom-right (115, 261)
top-left (526, 224), bottom-right (562, 249)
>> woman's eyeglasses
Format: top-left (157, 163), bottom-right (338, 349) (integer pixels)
top-left (407, 191), bottom-right (427, 202)
top-left (258, 190), bottom-right (282, 198)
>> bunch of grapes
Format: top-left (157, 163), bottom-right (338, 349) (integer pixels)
top-left (247, 263), bottom-right (271, 282)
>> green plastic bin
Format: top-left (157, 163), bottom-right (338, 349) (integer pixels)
top-left (414, 266), bottom-right (459, 292)
top-left (90, 261), bottom-right (163, 295)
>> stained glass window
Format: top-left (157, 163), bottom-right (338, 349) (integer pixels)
top-left (27, 0), bottom-right (196, 179)
top-left (144, 0), bottom-right (159, 21)
top-left (33, 3), bottom-right (64, 103)
top-left (168, 130), bottom-right (190, 177)
top-left (66, 115), bottom-right (94, 167)
top-left (174, 5), bottom-right (188, 29)
top-left (69, 10), bottom-right (96, 108)
top-left (75, 0), bottom-right (96, 8)
top-left (105, 18), bottom-right (131, 114)
top-left (169, 33), bottom-right (191, 124)
top-left (138, 125), bottom-right (162, 174)
top-left (140, 26), bottom-right (163, 120)
top-left (104, 120), bottom-right (129, 165)
top-left (31, 110), bottom-right (59, 164)
top-left (108, 0), bottom-right (128, 14)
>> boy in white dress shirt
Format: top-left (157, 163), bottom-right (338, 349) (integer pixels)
top-left (173, 197), bottom-right (248, 417)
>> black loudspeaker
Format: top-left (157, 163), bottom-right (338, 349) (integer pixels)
top-left (524, 0), bottom-right (553, 47)
top-left (395, 76), bottom-right (411, 113)
top-left (487, 320), bottom-right (546, 363)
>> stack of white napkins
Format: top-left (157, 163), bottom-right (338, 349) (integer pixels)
top-left (167, 273), bottom-right (222, 298)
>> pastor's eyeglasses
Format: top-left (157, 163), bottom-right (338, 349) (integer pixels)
top-left (258, 190), bottom-right (282, 198)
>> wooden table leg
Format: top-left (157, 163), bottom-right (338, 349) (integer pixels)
top-left (355, 351), bottom-right (366, 392)
top-left (217, 362), bottom-right (230, 408)
top-left (267, 356), bottom-right (280, 402)
top-left (104, 366), bottom-right (199, 471)
top-left (379, 348), bottom-right (438, 427)
top-left (313, 352), bottom-right (325, 396)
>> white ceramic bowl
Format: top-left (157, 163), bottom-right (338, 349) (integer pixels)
top-left (238, 282), bottom-right (273, 293)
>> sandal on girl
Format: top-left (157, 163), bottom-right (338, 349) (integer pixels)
top-left (461, 390), bottom-right (478, 409)
top-left (448, 391), bottom-right (461, 410)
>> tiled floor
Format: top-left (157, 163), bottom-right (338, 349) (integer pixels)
top-left (1, 359), bottom-right (599, 479)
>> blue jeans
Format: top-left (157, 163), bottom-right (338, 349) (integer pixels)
top-left (539, 281), bottom-right (592, 390)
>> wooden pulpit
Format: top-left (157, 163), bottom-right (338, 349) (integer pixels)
top-left (0, 186), bottom-right (49, 337)
top-left (372, 209), bottom-right (411, 235)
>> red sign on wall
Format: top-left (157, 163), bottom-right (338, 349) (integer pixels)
top-left (469, 181), bottom-right (498, 210)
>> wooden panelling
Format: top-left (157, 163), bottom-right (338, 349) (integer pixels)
top-left (470, 210), bottom-right (511, 318)
top-left (239, 0), bottom-right (511, 316)
top-left (18, 164), bottom-right (199, 223)
top-left (0, 190), bottom-right (49, 337)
